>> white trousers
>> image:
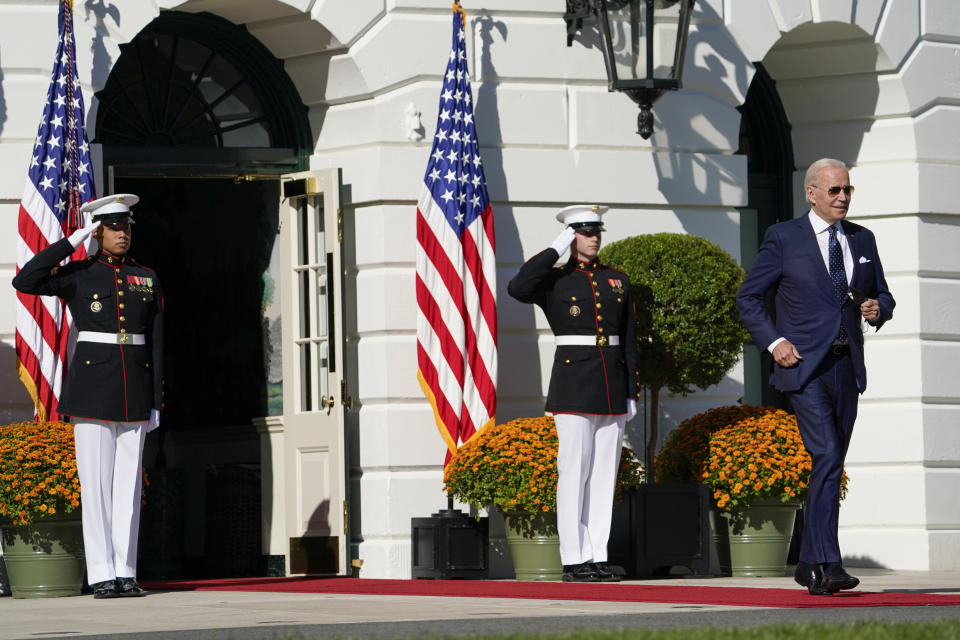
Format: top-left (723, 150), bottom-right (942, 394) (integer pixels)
top-left (74, 420), bottom-right (147, 584)
top-left (554, 413), bottom-right (625, 566)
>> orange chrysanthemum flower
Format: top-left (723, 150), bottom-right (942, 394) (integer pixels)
top-left (0, 421), bottom-right (82, 526)
top-left (655, 405), bottom-right (849, 512)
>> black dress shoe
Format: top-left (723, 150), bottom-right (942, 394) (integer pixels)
top-left (115, 577), bottom-right (147, 597)
top-left (562, 563), bottom-right (600, 582)
top-left (793, 561), bottom-right (831, 595)
top-left (91, 579), bottom-right (119, 599)
top-left (590, 562), bottom-right (621, 582)
top-left (821, 564), bottom-right (859, 592)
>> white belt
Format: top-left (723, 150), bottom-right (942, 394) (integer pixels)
top-left (555, 335), bottom-right (620, 347)
top-left (77, 331), bottom-right (146, 346)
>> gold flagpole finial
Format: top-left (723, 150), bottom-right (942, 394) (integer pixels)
top-left (452, 1), bottom-right (465, 26)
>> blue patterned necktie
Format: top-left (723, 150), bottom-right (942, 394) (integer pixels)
top-left (828, 225), bottom-right (848, 343)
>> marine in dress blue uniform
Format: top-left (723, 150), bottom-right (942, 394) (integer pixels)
top-left (508, 205), bottom-right (639, 582)
top-left (13, 193), bottom-right (162, 599)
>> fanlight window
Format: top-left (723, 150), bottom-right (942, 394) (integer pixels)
top-left (97, 28), bottom-right (274, 147)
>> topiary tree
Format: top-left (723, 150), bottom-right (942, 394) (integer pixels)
top-left (599, 233), bottom-right (749, 478)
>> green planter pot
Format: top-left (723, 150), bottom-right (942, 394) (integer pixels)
top-left (1, 511), bottom-right (85, 598)
top-left (502, 510), bottom-right (561, 581)
top-left (710, 500), bottom-right (799, 577)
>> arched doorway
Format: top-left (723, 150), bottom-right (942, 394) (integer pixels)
top-left (93, 10), bottom-right (312, 578)
top-left (737, 62), bottom-right (793, 408)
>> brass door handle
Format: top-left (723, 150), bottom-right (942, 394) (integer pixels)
top-left (321, 395), bottom-right (335, 409)
top-left (342, 395), bottom-right (353, 410)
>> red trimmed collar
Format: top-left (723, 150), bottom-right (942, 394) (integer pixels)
top-left (97, 251), bottom-right (129, 266)
top-left (576, 260), bottom-right (600, 272)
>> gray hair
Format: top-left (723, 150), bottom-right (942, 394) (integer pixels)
top-left (805, 158), bottom-right (847, 190)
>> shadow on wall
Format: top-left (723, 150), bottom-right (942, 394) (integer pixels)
top-left (0, 48), bottom-right (7, 137)
top-left (651, 19), bottom-right (751, 233)
top-left (0, 342), bottom-right (37, 424)
top-left (82, 0), bottom-right (118, 134)
top-left (83, 0), bottom-right (119, 88)
top-left (473, 15), bottom-right (544, 424)
top-left (843, 554), bottom-right (889, 570)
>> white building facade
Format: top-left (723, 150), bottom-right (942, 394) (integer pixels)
top-left (0, 0), bottom-right (958, 576)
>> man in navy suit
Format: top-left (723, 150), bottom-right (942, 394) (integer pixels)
top-left (736, 158), bottom-right (895, 595)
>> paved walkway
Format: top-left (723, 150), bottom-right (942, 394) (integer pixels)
top-left (2, 568), bottom-right (959, 640)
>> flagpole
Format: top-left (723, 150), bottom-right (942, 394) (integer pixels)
top-left (447, 0), bottom-right (462, 514)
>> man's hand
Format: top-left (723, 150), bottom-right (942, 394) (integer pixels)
top-left (67, 220), bottom-right (101, 249)
top-left (549, 227), bottom-right (576, 257)
top-left (860, 298), bottom-right (880, 322)
top-left (626, 398), bottom-right (638, 422)
top-left (772, 340), bottom-right (803, 368)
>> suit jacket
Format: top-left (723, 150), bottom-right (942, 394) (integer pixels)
top-left (507, 248), bottom-right (640, 414)
top-left (13, 238), bottom-right (164, 422)
top-left (736, 215), bottom-right (895, 392)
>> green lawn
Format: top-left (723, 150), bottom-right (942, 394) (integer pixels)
top-left (320, 620), bottom-right (960, 640)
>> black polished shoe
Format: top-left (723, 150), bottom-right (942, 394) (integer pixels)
top-left (821, 563), bottom-right (859, 592)
top-left (590, 562), bottom-right (622, 582)
top-left (115, 577), bottom-right (147, 597)
top-left (91, 579), bottom-right (120, 599)
top-left (562, 563), bottom-right (600, 582)
top-left (794, 561), bottom-right (831, 595)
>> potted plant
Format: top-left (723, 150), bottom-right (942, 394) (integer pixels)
top-left (598, 234), bottom-right (748, 577)
top-left (657, 405), bottom-right (848, 576)
top-left (0, 420), bottom-right (84, 598)
top-left (443, 416), bottom-right (643, 580)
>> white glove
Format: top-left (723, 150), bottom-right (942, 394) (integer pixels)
top-left (549, 227), bottom-right (577, 257)
top-left (626, 399), bottom-right (638, 422)
top-left (67, 220), bottom-right (100, 249)
top-left (147, 408), bottom-right (161, 432)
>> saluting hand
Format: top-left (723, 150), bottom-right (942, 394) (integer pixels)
top-left (860, 298), bottom-right (880, 322)
top-left (772, 340), bottom-right (803, 368)
top-left (549, 227), bottom-right (577, 258)
top-left (67, 220), bottom-right (101, 250)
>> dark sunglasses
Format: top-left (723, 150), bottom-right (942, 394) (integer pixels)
top-left (814, 185), bottom-right (855, 197)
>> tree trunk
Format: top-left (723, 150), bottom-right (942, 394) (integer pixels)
top-left (646, 386), bottom-right (660, 480)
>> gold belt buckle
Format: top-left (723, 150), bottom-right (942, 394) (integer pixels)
top-left (119, 333), bottom-right (130, 344)
top-left (596, 335), bottom-right (608, 347)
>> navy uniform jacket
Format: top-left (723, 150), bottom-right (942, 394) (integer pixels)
top-left (13, 238), bottom-right (164, 422)
top-left (736, 216), bottom-right (894, 392)
top-left (508, 248), bottom-right (639, 415)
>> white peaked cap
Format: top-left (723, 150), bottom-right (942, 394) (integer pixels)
top-left (555, 204), bottom-right (608, 228)
top-left (80, 193), bottom-right (140, 216)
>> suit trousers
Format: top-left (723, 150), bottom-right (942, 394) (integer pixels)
top-left (554, 413), bottom-right (625, 566)
top-left (74, 419), bottom-right (147, 584)
top-left (786, 351), bottom-right (858, 565)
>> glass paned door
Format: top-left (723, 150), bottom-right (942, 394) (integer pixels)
top-left (279, 169), bottom-right (348, 575)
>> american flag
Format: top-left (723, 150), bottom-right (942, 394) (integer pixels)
top-left (416, 5), bottom-right (497, 463)
top-left (15, 0), bottom-right (95, 421)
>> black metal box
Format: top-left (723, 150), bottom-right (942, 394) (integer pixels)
top-left (609, 482), bottom-right (715, 577)
top-left (411, 509), bottom-right (489, 579)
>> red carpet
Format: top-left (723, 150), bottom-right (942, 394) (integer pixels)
top-left (141, 577), bottom-right (960, 609)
